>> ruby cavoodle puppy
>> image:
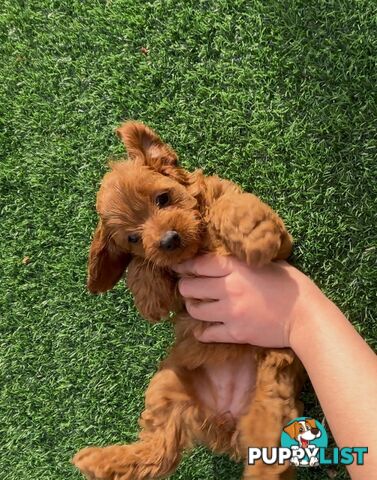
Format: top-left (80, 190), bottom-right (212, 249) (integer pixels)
top-left (73, 121), bottom-right (304, 480)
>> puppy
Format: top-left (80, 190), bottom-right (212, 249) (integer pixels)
top-left (73, 122), bottom-right (305, 479)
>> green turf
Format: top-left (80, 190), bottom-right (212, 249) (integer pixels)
top-left (1, 1), bottom-right (376, 479)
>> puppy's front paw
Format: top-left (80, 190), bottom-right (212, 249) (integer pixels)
top-left (309, 456), bottom-right (319, 467)
top-left (209, 193), bottom-right (292, 266)
top-left (72, 446), bottom-right (117, 480)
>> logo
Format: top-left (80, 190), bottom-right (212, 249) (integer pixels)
top-left (248, 417), bottom-right (368, 467)
top-left (281, 417), bottom-right (328, 466)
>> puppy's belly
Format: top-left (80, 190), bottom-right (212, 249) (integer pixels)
top-left (193, 355), bottom-right (257, 420)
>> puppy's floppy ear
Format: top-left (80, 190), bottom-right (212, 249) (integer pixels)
top-left (306, 418), bottom-right (317, 429)
top-left (116, 121), bottom-right (178, 170)
top-left (283, 422), bottom-right (299, 439)
top-left (87, 220), bottom-right (131, 293)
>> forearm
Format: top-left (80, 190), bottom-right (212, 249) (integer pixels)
top-left (290, 298), bottom-right (377, 479)
top-left (174, 256), bottom-right (377, 477)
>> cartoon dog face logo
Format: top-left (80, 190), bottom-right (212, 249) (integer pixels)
top-left (283, 418), bottom-right (321, 448)
top-left (283, 418), bottom-right (322, 467)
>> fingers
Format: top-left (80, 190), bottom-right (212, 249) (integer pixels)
top-left (172, 253), bottom-right (236, 277)
top-left (195, 324), bottom-right (234, 343)
top-left (178, 276), bottom-right (227, 300)
top-left (185, 298), bottom-right (228, 322)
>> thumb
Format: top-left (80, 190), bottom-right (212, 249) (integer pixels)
top-left (194, 324), bottom-right (231, 343)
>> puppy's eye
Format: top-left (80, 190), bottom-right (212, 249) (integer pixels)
top-left (128, 233), bottom-right (140, 244)
top-left (155, 192), bottom-right (170, 208)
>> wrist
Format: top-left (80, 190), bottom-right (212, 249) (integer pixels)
top-left (288, 290), bottom-right (337, 354)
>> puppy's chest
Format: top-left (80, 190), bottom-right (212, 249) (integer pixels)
top-left (193, 355), bottom-right (257, 420)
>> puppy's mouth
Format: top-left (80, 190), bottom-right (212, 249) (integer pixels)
top-left (146, 235), bottom-right (201, 268)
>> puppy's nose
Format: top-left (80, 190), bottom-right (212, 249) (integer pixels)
top-left (159, 231), bottom-right (181, 251)
top-left (311, 428), bottom-right (319, 435)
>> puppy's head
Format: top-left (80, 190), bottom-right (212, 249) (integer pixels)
top-left (283, 419), bottom-right (320, 444)
top-left (87, 121), bottom-right (203, 293)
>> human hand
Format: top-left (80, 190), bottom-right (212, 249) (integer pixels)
top-left (172, 254), bottom-right (328, 348)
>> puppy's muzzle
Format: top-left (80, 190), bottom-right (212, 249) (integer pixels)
top-left (159, 231), bottom-right (181, 251)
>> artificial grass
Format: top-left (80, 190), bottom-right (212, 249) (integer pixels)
top-left (1, 1), bottom-right (376, 479)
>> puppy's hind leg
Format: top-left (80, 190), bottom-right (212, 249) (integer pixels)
top-left (73, 367), bottom-right (202, 480)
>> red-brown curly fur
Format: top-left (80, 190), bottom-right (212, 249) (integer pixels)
top-left (73, 122), bottom-right (305, 480)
